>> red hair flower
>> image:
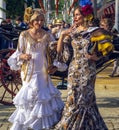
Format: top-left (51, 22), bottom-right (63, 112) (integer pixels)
top-left (81, 4), bottom-right (93, 16)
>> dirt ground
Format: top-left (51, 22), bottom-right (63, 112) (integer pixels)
top-left (0, 64), bottom-right (119, 130)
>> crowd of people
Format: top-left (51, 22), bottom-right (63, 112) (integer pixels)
top-left (0, 2), bottom-right (118, 130)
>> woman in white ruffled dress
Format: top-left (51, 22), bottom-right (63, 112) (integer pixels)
top-left (8, 7), bottom-right (64, 130)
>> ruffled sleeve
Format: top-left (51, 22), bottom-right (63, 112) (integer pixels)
top-left (7, 31), bottom-right (26, 70)
top-left (60, 35), bottom-right (72, 65)
top-left (45, 33), bottom-right (57, 66)
top-left (88, 28), bottom-right (114, 56)
top-left (47, 33), bottom-right (72, 72)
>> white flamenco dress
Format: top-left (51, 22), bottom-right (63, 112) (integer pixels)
top-left (8, 31), bottom-right (64, 130)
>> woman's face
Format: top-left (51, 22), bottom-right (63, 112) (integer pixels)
top-left (73, 9), bottom-right (84, 26)
top-left (100, 21), bottom-right (109, 31)
top-left (32, 15), bottom-right (44, 29)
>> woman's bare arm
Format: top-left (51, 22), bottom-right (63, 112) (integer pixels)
top-left (57, 34), bottom-right (65, 53)
top-left (57, 24), bottom-right (76, 53)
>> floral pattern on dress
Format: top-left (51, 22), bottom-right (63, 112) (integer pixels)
top-left (55, 28), bottom-right (108, 130)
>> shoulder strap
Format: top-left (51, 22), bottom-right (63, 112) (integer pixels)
top-left (80, 27), bottom-right (99, 38)
top-left (87, 27), bottom-right (99, 33)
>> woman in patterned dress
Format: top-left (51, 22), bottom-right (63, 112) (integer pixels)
top-left (55, 6), bottom-right (113, 130)
top-left (7, 7), bottom-right (64, 130)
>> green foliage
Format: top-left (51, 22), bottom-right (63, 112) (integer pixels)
top-left (6, 0), bottom-right (24, 19)
top-left (5, 0), bottom-right (42, 19)
top-left (4, 0), bottom-right (73, 23)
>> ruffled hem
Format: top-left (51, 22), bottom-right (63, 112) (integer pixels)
top-left (9, 74), bottom-right (64, 130)
top-left (55, 103), bottom-right (108, 130)
top-left (9, 107), bottom-right (63, 130)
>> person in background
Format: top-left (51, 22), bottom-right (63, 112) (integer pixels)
top-left (55, 4), bottom-right (114, 130)
top-left (0, 18), bottom-right (13, 31)
top-left (48, 23), bottom-right (52, 29)
top-left (47, 23), bottom-right (54, 32)
top-left (15, 16), bottom-right (27, 29)
top-left (52, 19), bottom-right (65, 40)
top-left (100, 17), bottom-right (113, 32)
top-left (5, 17), bottom-right (14, 27)
top-left (7, 7), bottom-right (64, 130)
top-left (0, 20), bottom-right (8, 26)
top-left (100, 17), bottom-right (119, 77)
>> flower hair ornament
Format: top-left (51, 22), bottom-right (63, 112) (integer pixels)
top-left (24, 7), bottom-right (34, 24)
top-left (24, 7), bottom-right (45, 24)
top-left (79, 0), bottom-right (94, 21)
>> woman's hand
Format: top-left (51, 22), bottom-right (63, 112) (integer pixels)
top-left (60, 24), bottom-right (77, 37)
top-left (85, 53), bottom-right (101, 61)
top-left (60, 29), bottom-right (71, 37)
top-left (19, 54), bottom-right (32, 61)
top-left (57, 24), bottom-right (76, 53)
top-left (47, 65), bottom-right (58, 74)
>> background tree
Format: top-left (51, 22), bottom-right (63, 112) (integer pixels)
top-left (6, 0), bottom-right (25, 19)
top-left (4, 0), bottom-right (72, 23)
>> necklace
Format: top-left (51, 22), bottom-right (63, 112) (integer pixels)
top-left (29, 29), bottom-right (44, 42)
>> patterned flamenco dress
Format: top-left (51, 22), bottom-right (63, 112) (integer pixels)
top-left (7, 30), bottom-right (64, 130)
top-left (55, 27), bottom-right (113, 130)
